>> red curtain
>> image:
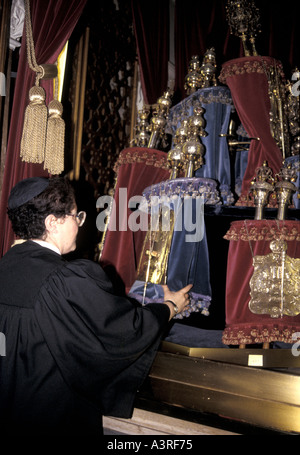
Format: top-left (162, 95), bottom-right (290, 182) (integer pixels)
top-left (131, 0), bottom-right (169, 105)
top-left (174, 0), bottom-right (299, 101)
top-left (0, 0), bottom-right (87, 257)
top-left (131, 0), bottom-right (299, 104)
top-left (219, 56), bottom-right (284, 204)
top-left (174, 0), bottom-right (240, 100)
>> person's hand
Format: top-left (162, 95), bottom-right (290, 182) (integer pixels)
top-left (161, 284), bottom-right (193, 320)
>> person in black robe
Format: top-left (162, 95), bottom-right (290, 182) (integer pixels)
top-left (0, 176), bottom-right (192, 440)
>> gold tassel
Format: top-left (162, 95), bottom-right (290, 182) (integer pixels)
top-left (21, 0), bottom-right (65, 172)
top-left (44, 99), bottom-right (65, 175)
top-left (20, 85), bottom-right (48, 163)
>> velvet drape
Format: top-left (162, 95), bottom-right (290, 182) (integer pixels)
top-left (131, 0), bottom-right (169, 105)
top-left (132, 0), bottom-right (299, 108)
top-left (0, 0), bottom-right (87, 257)
top-left (174, 0), bottom-right (300, 100)
top-left (223, 220), bottom-right (300, 345)
top-left (174, 0), bottom-right (235, 100)
top-left (219, 56), bottom-right (284, 203)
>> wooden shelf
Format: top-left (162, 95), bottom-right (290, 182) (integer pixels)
top-left (147, 350), bottom-right (300, 434)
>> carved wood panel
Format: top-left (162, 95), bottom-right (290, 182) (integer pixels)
top-left (66, 0), bottom-right (136, 198)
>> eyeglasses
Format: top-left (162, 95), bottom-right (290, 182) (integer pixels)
top-left (67, 211), bottom-right (86, 227)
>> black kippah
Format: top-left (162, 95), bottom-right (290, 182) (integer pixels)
top-left (8, 177), bottom-right (49, 210)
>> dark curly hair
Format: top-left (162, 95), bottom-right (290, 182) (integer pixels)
top-left (7, 177), bottom-right (76, 239)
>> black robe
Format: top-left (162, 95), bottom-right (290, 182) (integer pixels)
top-left (0, 241), bottom-right (170, 437)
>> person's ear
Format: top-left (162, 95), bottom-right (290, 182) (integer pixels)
top-left (44, 214), bottom-right (59, 234)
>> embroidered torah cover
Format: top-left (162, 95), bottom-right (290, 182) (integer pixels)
top-left (223, 219), bottom-right (300, 345)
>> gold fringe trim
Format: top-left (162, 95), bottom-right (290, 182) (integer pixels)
top-left (224, 220), bottom-right (300, 242)
top-left (222, 324), bottom-right (300, 345)
top-left (219, 56), bottom-right (285, 84)
top-left (235, 191), bottom-right (279, 208)
top-left (113, 148), bottom-right (170, 174)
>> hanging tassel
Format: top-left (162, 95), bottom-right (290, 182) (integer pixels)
top-left (44, 99), bottom-right (65, 175)
top-left (20, 0), bottom-right (48, 164)
top-left (21, 0), bottom-right (64, 172)
top-left (20, 85), bottom-right (48, 163)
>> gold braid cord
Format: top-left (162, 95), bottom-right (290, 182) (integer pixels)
top-left (20, 0), bottom-right (65, 174)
